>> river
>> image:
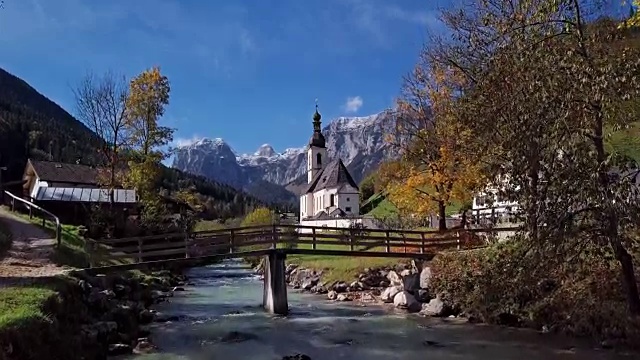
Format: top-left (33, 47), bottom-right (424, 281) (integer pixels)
top-left (129, 260), bottom-right (635, 360)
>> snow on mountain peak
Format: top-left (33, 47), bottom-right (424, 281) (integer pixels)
top-left (254, 143), bottom-right (277, 157)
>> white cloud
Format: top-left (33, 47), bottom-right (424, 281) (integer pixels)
top-left (174, 135), bottom-right (204, 147)
top-left (343, 96), bottom-right (364, 113)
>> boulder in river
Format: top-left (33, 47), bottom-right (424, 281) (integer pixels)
top-left (380, 285), bottom-right (403, 303)
top-left (420, 296), bottom-right (447, 317)
top-left (402, 273), bottom-right (420, 294)
top-left (393, 291), bottom-right (421, 312)
top-left (283, 354), bottom-right (311, 360)
top-left (387, 270), bottom-right (403, 287)
top-left (327, 290), bottom-right (338, 300)
top-left (419, 266), bottom-right (433, 289)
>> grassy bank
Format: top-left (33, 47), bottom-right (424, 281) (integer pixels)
top-left (0, 286), bottom-right (56, 330)
top-left (430, 238), bottom-right (640, 347)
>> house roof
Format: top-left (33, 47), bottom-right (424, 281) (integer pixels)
top-left (304, 159), bottom-right (359, 194)
top-left (35, 187), bottom-right (137, 203)
top-left (27, 159), bottom-right (99, 185)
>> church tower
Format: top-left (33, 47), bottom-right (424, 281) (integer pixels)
top-left (307, 103), bottom-right (327, 183)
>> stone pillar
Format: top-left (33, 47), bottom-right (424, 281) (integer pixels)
top-left (262, 250), bottom-right (288, 315)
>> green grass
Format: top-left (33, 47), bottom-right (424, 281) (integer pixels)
top-left (0, 286), bottom-right (56, 329)
top-left (366, 192), bottom-right (462, 220)
top-left (194, 220), bottom-right (226, 232)
top-left (0, 219), bottom-right (12, 258)
top-left (608, 122), bottom-right (640, 162)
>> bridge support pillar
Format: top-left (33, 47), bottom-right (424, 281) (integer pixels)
top-left (262, 250), bottom-right (288, 315)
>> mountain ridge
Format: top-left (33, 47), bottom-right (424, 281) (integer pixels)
top-left (172, 110), bottom-right (398, 204)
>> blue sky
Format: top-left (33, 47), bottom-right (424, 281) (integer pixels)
top-left (0, 0), bottom-right (450, 155)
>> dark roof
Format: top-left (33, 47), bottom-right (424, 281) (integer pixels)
top-left (304, 159), bottom-right (359, 194)
top-left (28, 159), bottom-right (99, 185)
top-left (309, 132), bottom-right (326, 148)
top-left (304, 208), bottom-right (348, 220)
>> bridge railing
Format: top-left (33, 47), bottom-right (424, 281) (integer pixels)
top-left (3, 190), bottom-right (61, 246)
top-left (84, 224), bottom-right (520, 268)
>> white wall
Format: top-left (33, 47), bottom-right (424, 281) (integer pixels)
top-left (29, 178), bottom-right (49, 199)
top-left (298, 217), bottom-right (381, 233)
top-left (337, 185), bottom-right (359, 215)
top-left (307, 146), bottom-right (327, 183)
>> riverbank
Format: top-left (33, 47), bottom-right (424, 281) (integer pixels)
top-left (0, 269), bottom-right (187, 360)
top-left (257, 243), bottom-right (640, 351)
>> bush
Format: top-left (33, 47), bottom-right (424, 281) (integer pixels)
top-left (430, 237), bottom-right (640, 346)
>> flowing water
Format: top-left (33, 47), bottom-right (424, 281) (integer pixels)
top-left (129, 260), bottom-right (635, 360)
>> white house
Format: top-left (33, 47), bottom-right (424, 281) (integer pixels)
top-left (298, 105), bottom-right (377, 231)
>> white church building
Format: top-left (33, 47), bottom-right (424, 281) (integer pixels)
top-left (298, 105), bottom-right (376, 232)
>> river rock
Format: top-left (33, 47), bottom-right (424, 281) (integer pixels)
top-left (333, 282), bottom-right (349, 293)
top-left (302, 277), bottom-right (319, 291)
top-left (380, 286), bottom-right (403, 303)
top-left (400, 269), bottom-right (412, 277)
top-left (420, 296), bottom-right (446, 317)
top-left (387, 270), bottom-right (403, 287)
top-left (336, 294), bottom-right (351, 302)
top-left (416, 289), bottom-right (431, 303)
top-left (108, 343), bottom-right (132, 356)
top-left (402, 273), bottom-right (420, 294)
top-left (393, 291), bottom-right (421, 312)
top-left (134, 338), bottom-right (157, 354)
top-left (349, 281), bottom-right (364, 291)
top-left (285, 263), bottom-right (299, 274)
top-left (327, 290), bottom-right (338, 300)
top-left (419, 267), bottom-right (432, 289)
top-left (139, 309), bottom-right (156, 324)
top-left (282, 354), bottom-right (311, 360)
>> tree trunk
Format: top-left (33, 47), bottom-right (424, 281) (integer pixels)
top-left (438, 201), bottom-right (447, 231)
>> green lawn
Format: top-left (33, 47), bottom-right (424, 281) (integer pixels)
top-left (366, 192), bottom-right (463, 220)
top-left (0, 286), bottom-right (56, 330)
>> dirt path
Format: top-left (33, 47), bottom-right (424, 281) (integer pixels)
top-left (0, 208), bottom-right (68, 287)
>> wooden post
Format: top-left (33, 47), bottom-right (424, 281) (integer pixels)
top-left (262, 250), bottom-right (288, 315)
top-left (491, 207), bottom-right (496, 225)
top-left (29, 207), bottom-right (32, 219)
top-left (184, 233), bottom-right (190, 259)
top-left (42, 217), bottom-right (45, 227)
top-left (229, 229), bottom-right (235, 254)
top-left (10, 198), bottom-right (14, 211)
top-left (137, 238), bottom-right (143, 263)
top-left (272, 224), bottom-right (278, 249)
top-left (385, 230), bottom-right (390, 253)
top-left (312, 227), bottom-right (317, 250)
top-left (349, 228), bottom-right (354, 251)
top-left (420, 233), bottom-right (425, 254)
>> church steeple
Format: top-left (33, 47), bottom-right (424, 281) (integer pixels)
top-left (309, 100), bottom-right (326, 148)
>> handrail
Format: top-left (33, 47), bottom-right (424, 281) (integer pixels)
top-left (3, 190), bottom-right (61, 246)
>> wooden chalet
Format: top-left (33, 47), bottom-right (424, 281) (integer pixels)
top-left (21, 159), bottom-right (137, 224)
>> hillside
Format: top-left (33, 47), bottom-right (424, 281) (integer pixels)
top-left (0, 67), bottom-right (266, 218)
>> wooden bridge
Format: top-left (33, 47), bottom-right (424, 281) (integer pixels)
top-left (79, 224), bottom-right (517, 315)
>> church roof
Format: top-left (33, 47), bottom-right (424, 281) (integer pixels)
top-left (304, 159), bottom-right (359, 194)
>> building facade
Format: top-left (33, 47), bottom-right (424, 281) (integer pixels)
top-left (299, 105), bottom-right (368, 231)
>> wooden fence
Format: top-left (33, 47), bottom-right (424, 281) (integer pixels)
top-left (85, 224), bottom-right (520, 268)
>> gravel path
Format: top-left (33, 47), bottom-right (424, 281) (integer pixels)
top-left (0, 208), bottom-right (68, 287)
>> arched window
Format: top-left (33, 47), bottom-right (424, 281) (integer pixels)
top-left (330, 194), bottom-right (335, 207)
top-left (316, 153), bottom-right (322, 166)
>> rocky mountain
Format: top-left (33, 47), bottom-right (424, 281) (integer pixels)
top-left (172, 110), bottom-right (398, 203)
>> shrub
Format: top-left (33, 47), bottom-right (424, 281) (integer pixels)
top-left (430, 237), bottom-right (640, 346)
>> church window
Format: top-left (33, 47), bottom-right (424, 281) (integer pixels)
top-left (346, 207), bottom-right (352, 212)
top-left (316, 153), bottom-right (322, 166)
top-left (346, 197), bottom-right (350, 202)
top-left (330, 194), bottom-right (335, 207)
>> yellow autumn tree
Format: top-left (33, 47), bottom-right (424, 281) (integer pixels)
top-left (622, 1), bottom-right (639, 28)
top-left (124, 66), bottom-right (174, 226)
top-left (384, 57), bottom-right (485, 230)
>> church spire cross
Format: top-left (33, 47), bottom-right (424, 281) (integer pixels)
top-left (309, 99), bottom-right (326, 148)
top-left (313, 99), bottom-right (322, 131)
